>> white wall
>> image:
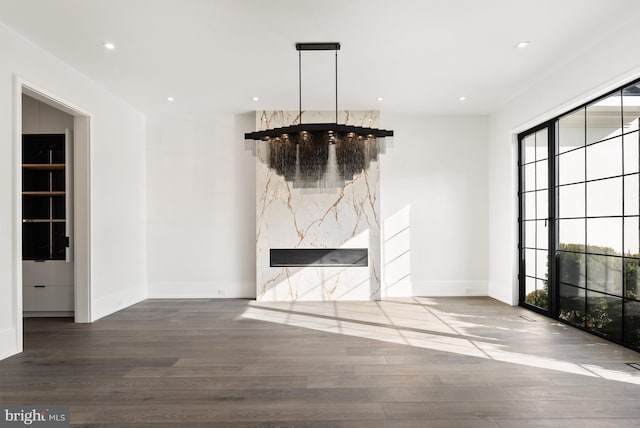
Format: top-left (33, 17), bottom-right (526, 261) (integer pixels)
top-left (488, 14), bottom-right (640, 305)
top-left (146, 114), bottom-right (489, 299)
top-left (145, 113), bottom-right (255, 298)
top-left (0, 22), bottom-right (147, 359)
top-left (381, 115), bottom-right (489, 297)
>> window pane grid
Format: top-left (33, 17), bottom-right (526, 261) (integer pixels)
top-left (556, 171), bottom-right (638, 188)
top-left (557, 132), bottom-right (637, 167)
top-left (521, 78), bottom-right (640, 352)
top-left (520, 125), bottom-right (550, 312)
top-left (561, 171), bottom-right (640, 184)
top-left (558, 132), bottom-right (634, 156)
top-left (558, 215), bottom-right (635, 220)
top-left (559, 282), bottom-right (636, 302)
top-left (558, 249), bottom-right (640, 257)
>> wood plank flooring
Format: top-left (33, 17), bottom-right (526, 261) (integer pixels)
top-left (1, 297), bottom-right (640, 427)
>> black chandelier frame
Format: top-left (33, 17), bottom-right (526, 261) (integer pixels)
top-left (244, 42), bottom-right (394, 142)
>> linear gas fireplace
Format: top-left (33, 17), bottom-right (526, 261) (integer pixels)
top-left (270, 248), bottom-right (368, 267)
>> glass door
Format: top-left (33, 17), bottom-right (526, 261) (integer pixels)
top-left (518, 78), bottom-right (640, 351)
top-left (519, 123), bottom-right (554, 314)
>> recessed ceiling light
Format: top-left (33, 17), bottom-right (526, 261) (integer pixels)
top-left (167, 97), bottom-right (174, 102)
top-left (103, 42), bottom-right (115, 50)
top-left (377, 97), bottom-right (384, 102)
top-left (515, 41), bottom-right (531, 48)
top-left (459, 96), bottom-right (467, 102)
top-left (252, 96), bottom-right (259, 101)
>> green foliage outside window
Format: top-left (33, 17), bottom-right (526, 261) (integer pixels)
top-left (525, 288), bottom-right (548, 308)
top-left (526, 243), bottom-right (640, 348)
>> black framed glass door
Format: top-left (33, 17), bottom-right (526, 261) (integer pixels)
top-left (518, 78), bottom-right (640, 352)
top-left (519, 122), bottom-right (554, 314)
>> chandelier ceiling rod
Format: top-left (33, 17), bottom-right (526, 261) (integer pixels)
top-left (299, 49), bottom-right (301, 123)
top-left (296, 42), bottom-right (341, 125)
top-left (244, 41), bottom-right (393, 142)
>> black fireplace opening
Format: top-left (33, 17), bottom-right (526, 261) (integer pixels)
top-left (270, 248), bottom-right (368, 267)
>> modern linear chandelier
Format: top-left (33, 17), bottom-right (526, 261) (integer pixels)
top-left (245, 42), bottom-right (394, 142)
top-left (245, 42), bottom-right (394, 186)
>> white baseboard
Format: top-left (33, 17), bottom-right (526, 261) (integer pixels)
top-left (411, 280), bottom-right (488, 297)
top-left (23, 311), bottom-right (74, 318)
top-left (0, 327), bottom-right (19, 361)
top-left (92, 285), bottom-right (146, 321)
top-left (148, 281), bottom-right (487, 299)
top-left (148, 281), bottom-right (255, 299)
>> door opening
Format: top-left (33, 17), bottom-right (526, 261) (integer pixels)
top-left (14, 79), bottom-right (92, 353)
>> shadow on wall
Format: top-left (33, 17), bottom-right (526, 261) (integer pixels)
top-left (383, 205), bottom-right (412, 297)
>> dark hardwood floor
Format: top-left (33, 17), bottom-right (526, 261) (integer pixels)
top-left (2, 297), bottom-right (640, 427)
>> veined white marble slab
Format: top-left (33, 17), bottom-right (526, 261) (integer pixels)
top-left (255, 111), bottom-right (382, 301)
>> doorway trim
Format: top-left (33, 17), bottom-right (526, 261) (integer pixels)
top-left (13, 75), bottom-right (92, 353)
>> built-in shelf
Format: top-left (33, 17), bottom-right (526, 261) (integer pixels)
top-left (22, 191), bottom-right (66, 196)
top-left (22, 163), bottom-right (65, 170)
top-left (22, 134), bottom-right (68, 261)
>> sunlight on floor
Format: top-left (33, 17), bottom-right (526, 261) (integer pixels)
top-left (242, 297), bottom-right (640, 386)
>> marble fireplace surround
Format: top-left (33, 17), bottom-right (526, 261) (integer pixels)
top-left (255, 110), bottom-right (383, 301)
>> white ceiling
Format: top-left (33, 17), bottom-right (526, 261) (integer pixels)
top-left (1, 0), bottom-right (639, 118)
